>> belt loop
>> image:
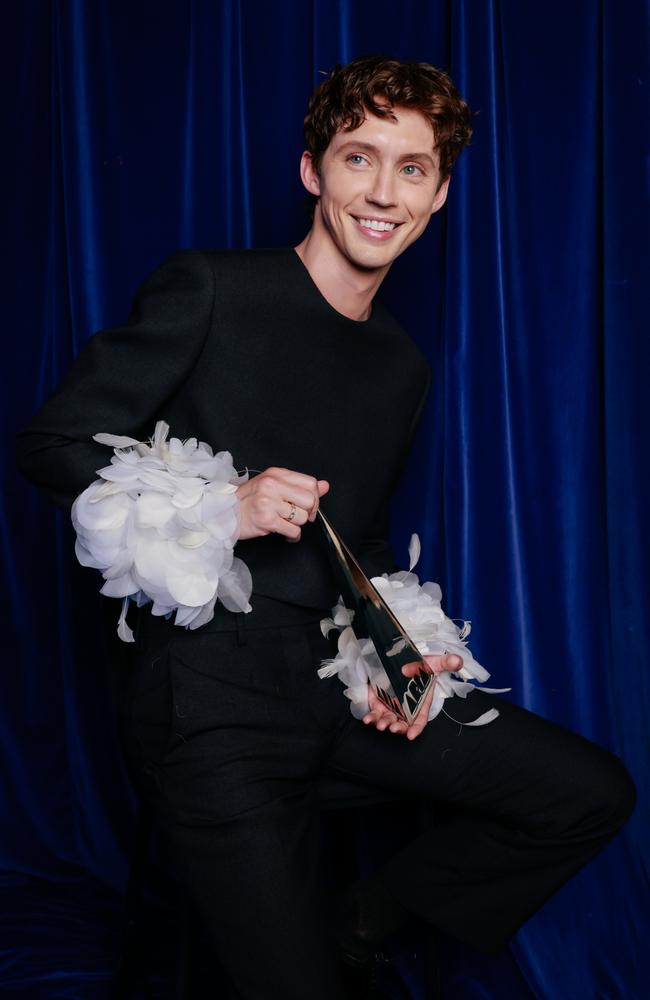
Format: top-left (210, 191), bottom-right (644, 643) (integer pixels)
top-left (235, 613), bottom-right (247, 646)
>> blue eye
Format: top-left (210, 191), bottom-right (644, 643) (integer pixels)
top-left (348, 154), bottom-right (367, 165)
top-left (403, 164), bottom-right (422, 176)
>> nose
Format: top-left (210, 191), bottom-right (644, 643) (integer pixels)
top-left (366, 164), bottom-right (398, 207)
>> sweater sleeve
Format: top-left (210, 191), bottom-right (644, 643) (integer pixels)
top-left (15, 251), bottom-right (215, 510)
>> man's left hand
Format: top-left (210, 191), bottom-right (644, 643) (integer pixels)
top-left (362, 653), bottom-right (462, 741)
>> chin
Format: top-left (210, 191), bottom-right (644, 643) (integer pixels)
top-left (345, 240), bottom-right (401, 271)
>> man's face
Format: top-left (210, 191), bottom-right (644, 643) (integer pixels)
top-left (301, 103), bottom-right (450, 272)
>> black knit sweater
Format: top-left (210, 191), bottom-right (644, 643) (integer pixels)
top-left (16, 247), bottom-right (431, 611)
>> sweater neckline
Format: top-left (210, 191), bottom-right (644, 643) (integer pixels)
top-left (286, 247), bottom-right (377, 326)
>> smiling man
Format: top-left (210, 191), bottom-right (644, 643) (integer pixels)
top-left (17, 56), bottom-right (635, 1000)
top-left (295, 100), bottom-right (451, 321)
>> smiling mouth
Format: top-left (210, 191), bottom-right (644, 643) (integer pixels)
top-left (352, 215), bottom-right (402, 231)
top-left (351, 216), bottom-right (404, 239)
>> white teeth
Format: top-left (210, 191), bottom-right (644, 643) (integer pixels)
top-left (357, 218), bottom-right (397, 231)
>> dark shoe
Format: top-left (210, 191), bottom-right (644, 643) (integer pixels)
top-left (338, 877), bottom-right (409, 952)
top-left (339, 945), bottom-right (409, 1000)
top-left (339, 946), bottom-right (381, 998)
top-left (336, 878), bottom-right (413, 998)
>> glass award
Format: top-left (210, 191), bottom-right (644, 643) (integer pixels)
top-left (317, 510), bottom-right (434, 724)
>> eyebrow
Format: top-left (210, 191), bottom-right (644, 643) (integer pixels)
top-left (335, 140), bottom-right (437, 167)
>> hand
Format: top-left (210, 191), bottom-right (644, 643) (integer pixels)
top-left (235, 467), bottom-right (330, 543)
top-left (362, 652), bottom-right (463, 741)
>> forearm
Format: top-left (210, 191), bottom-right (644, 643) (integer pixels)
top-left (16, 431), bottom-right (113, 510)
top-left (15, 251), bottom-right (215, 509)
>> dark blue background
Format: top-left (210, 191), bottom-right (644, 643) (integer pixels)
top-left (2, 1), bottom-right (648, 997)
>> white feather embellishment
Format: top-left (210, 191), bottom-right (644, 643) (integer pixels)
top-left (408, 533), bottom-right (421, 572)
top-left (72, 421), bottom-right (252, 640)
top-left (319, 533), bottom-right (509, 725)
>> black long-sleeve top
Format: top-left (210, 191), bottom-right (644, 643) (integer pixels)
top-left (16, 246), bottom-right (431, 612)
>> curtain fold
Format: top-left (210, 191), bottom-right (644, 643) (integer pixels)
top-left (3, 1), bottom-right (647, 997)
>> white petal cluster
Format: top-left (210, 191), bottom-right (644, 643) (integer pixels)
top-left (72, 421), bottom-right (252, 640)
top-left (318, 533), bottom-right (507, 725)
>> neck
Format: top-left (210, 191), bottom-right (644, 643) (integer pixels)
top-left (294, 216), bottom-right (390, 322)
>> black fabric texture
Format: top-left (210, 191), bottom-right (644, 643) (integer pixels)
top-left (15, 246), bottom-right (431, 612)
top-left (120, 616), bottom-right (635, 998)
top-left (15, 245), bottom-right (638, 999)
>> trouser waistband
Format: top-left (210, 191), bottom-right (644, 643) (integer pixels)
top-left (134, 592), bottom-right (330, 650)
top-left (209, 593), bottom-right (329, 630)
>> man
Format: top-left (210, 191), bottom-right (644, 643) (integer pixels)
top-left (17, 56), bottom-right (635, 1000)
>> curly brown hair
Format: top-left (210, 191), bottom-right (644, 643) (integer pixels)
top-left (303, 54), bottom-right (473, 185)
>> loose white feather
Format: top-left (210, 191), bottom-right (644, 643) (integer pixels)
top-left (408, 533), bottom-right (421, 571)
top-left (460, 708), bottom-right (501, 726)
top-left (93, 432), bottom-right (141, 448)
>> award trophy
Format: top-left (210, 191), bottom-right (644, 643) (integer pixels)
top-left (317, 510), bottom-right (434, 724)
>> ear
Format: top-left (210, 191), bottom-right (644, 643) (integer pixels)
top-left (299, 151), bottom-right (321, 197)
top-left (430, 174), bottom-right (451, 215)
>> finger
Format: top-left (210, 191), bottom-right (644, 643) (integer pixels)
top-left (401, 658), bottom-right (431, 678)
top-left (271, 514), bottom-right (302, 542)
top-left (406, 677), bottom-right (435, 740)
top-left (376, 711), bottom-right (399, 731)
top-left (278, 487), bottom-right (319, 513)
top-left (369, 707), bottom-right (402, 732)
top-left (363, 703), bottom-right (395, 725)
top-left (263, 468), bottom-right (324, 505)
top-left (362, 707), bottom-right (386, 726)
top-left (264, 468), bottom-right (322, 491)
top-left (255, 474), bottom-right (319, 515)
top-left (309, 480), bottom-right (330, 521)
top-left (370, 696), bottom-right (403, 730)
top-left (443, 653), bottom-right (463, 673)
top-left (424, 653), bottom-right (463, 674)
top-left (363, 700), bottom-right (398, 729)
top-left (280, 501), bottom-right (309, 526)
top-left (401, 653), bottom-right (463, 678)
top-left (364, 689), bottom-right (401, 730)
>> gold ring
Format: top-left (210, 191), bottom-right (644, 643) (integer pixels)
top-left (286, 502), bottom-right (297, 522)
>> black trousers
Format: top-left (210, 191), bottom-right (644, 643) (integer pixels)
top-left (122, 606), bottom-right (635, 1000)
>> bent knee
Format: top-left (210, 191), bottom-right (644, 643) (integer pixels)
top-left (601, 753), bottom-right (636, 827)
top-left (580, 749), bottom-right (636, 836)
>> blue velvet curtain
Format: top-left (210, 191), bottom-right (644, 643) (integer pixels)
top-left (3, 1), bottom-right (648, 997)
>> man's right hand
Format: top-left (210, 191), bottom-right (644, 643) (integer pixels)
top-left (236, 467), bottom-right (330, 542)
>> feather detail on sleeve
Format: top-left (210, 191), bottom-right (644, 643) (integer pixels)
top-left (71, 421), bottom-right (252, 641)
top-left (318, 533), bottom-right (509, 725)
